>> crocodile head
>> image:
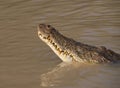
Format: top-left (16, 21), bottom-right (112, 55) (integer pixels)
top-left (38, 24), bottom-right (77, 63)
top-left (37, 24), bottom-right (55, 42)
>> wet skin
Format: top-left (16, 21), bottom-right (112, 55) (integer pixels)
top-left (38, 24), bottom-right (120, 63)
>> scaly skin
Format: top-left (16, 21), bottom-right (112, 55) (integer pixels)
top-left (37, 24), bottom-right (120, 63)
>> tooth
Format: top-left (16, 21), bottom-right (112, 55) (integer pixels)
top-left (57, 48), bottom-right (59, 51)
top-left (55, 45), bottom-right (57, 48)
top-left (64, 52), bottom-right (66, 55)
top-left (66, 51), bottom-right (68, 54)
top-left (47, 36), bottom-right (49, 39)
top-left (59, 51), bottom-right (61, 54)
top-left (58, 48), bottom-right (60, 52)
top-left (68, 53), bottom-right (70, 55)
top-left (56, 46), bottom-right (58, 50)
top-left (60, 48), bottom-right (62, 52)
top-left (58, 49), bottom-right (61, 53)
top-left (70, 55), bottom-right (73, 58)
top-left (60, 51), bottom-right (64, 54)
top-left (64, 51), bottom-right (67, 55)
top-left (57, 47), bottom-right (59, 51)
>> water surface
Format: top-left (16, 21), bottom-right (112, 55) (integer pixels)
top-left (0, 0), bottom-right (120, 88)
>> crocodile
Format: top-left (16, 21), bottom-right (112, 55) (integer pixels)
top-left (37, 24), bottom-right (120, 63)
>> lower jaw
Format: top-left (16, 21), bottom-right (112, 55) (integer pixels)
top-left (39, 36), bottom-right (78, 63)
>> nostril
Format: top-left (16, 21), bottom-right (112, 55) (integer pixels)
top-left (47, 25), bottom-right (51, 28)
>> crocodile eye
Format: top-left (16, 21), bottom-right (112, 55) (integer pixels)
top-left (47, 25), bottom-right (51, 28)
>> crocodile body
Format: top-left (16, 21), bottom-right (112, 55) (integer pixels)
top-left (38, 24), bottom-right (120, 63)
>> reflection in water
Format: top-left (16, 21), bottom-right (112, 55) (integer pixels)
top-left (40, 63), bottom-right (120, 88)
top-left (0, 0), bottom-right (120, 88)
top-left (40, 62), bottom-right (73, 87)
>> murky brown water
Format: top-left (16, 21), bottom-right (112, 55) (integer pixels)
top-left (0, 0), bottom-right (120, 88)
